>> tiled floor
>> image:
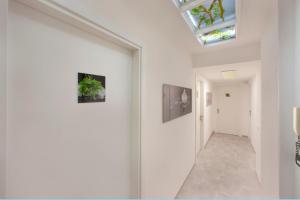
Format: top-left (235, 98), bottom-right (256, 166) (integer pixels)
top-left (177, 133), bottom-right (265, 198)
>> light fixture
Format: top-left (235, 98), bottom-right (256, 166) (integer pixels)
top-left (222, 70), bottom-right (237, 79)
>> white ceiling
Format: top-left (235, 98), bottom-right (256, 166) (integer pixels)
top-left (195, 61), bottom-right (260, 83)
top-left (168, 0), bottom-right (272, 54)
top-left (78, 0), bottom-right (273, 56)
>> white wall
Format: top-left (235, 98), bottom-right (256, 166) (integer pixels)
top-left (250, 69), bottom-right (262, 182)
top-left (7, 0), bottom-right (195, 198)
top-left (195, 81), bottom-right (203, 154)
top-left (258, 0), bottom-right (300, 197)
top-left (293, 0), bottom-right (300, 197)
top-left (196, 76), bottom-right (216, 148)
top-left (7, 1), bottom-right (134, 197)
top-left (276, 0), bottom-right (300, 197)
top-left (215, 83), bottom-right (250, 136)
top-left (0, 0), bottom-right (7, 197)
top-left (277, 0), bottom-right (297, 197)
top-left (260, 0), bottom-right (279, 196)
top-left (203, 81), bottom-right (216, 147)
top-left (192, 43), bottom-right (261, 68)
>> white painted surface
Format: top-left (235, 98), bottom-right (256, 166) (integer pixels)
top-left (0, 0), bottom-right (7, 197)
top-left (7, 0), bottom-right (195, 198)
top-left (192, 43), bottom-right (261, 68)
top-left (293, 0), bottom-right (300, 197)
top-left (276, 0), bottom-right (297, 197)
top-left (275, 0), bottom-right (300, 197)
top-left (195, 81), bottom-right (204, 154)
top-left (51, 0), bottom-right (272, 55)
top-left (215, 83), bottom-right (250, 136)
top-left (195, 61), bottom-right (260, 83)
top-left (195, 76), bottom-right (216, 148)
top-left (260, 0), bottom-right (279, 195)
top-left (294, 1), bottom-right (300, 197)
top-left (249, 68), bottom-right (262, 182)
top-left (203, 81), bottom-right (216, 147)
top-left (7, 1), bottom-right (134, 197)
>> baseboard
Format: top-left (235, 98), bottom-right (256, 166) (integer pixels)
top-left (174, 163), bottom-right (196, 198)
top-left (203, 131), bottom-right (215, 149)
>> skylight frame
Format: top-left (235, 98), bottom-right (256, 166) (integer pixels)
top-left (173, 0), bottom-right (240, 47)
top-left (198, 25), bottom-right (236, 46)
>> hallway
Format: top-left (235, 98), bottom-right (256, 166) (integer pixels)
top-left (177, 133), bottom-right (264, 198)
top-left (3, 0), bottom-right (300, 198)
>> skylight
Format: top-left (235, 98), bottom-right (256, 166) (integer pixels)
top-left (199, 25), bottom-right (236, 45)
top-left (174, 0), bottom-right (237, 46)
top-left (177, 0), bottom-right (195, 6)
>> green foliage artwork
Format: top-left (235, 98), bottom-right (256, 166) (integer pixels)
top-left (78, 73), bottom-right (106, 103)
top-left (79, 76), bottom-right (103, 99)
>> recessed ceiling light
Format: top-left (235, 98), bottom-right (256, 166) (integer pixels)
top-left (222, 70), bottom-right (237, 79)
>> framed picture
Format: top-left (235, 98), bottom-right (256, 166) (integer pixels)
top-left (206, 92), bottom-right (212, 106)
top-left (163, 84), bottom-right (192, 123)
top-left (78, 73), bottom-right (106, 103)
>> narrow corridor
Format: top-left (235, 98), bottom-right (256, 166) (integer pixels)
top-left (177, 133), bottom-right (264, 198)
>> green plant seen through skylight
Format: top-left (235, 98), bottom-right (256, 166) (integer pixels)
top-left (200, 26), bottom-right (235, 45)
top-left (184, 0), bottom-right (225, 29)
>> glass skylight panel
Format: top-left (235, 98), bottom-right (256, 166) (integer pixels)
top-left (198, 25), bottom-right (236, 45)
top-left (177, 0), bottom-right (196, 6)
top-left (185, 0), bottom-right (236, 30)
top-left (175, 0), bottom-right (237, 46)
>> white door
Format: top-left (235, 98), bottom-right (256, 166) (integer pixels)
top-left (216, 83), bottom-right (250, 136)
top-left (196, 81), bottom-right (204, 154)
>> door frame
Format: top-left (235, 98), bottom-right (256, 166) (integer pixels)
top-left (195, 75), bottom-right (205, 158)
top-left (215, 83), bottom-right (251, 136)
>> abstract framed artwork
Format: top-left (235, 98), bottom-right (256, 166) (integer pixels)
top-left (78, 73), bottom-right (106, 103)
top-left (163, 84), bottom-right (192, 123)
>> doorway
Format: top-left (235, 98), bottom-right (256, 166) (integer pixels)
top-left (215, 83), bottom-right (251, 136)
top-left (5, 0), bottom-right (141, 198)
top-left (196, 80), bottom-right (204, 155)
